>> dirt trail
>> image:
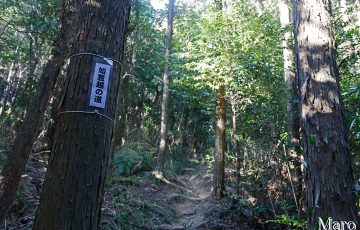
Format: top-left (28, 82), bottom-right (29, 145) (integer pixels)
top-left (1, 157), bottom-right (250, 230)
top-left (154, 166), bottom-right (238, 230)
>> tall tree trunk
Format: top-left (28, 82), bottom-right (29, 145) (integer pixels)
top-left (214, 84), bottom-right (226, 198)
top-left (0, 38), bottom-right (22, 116)
top-left (293, 0), bottom-right (359, 228)
top-left (112, 52), bottom-right (129, 156)
top-left (24, 35), bottom-right (40, 100)
top-left (33, 1), bottom-right (131, 229)
top-left (0, 0), bottom-right (79, 224)
top-left (156, 0), bottom-right (175, 175)
top-left (278, 0), bottom-right (302, 206)
top-left (112, 0), bottom-right (140, 154)
top-left (230, 95), bottom-right (241, 196)
top-left (212, 0), bottom-right (227, 199)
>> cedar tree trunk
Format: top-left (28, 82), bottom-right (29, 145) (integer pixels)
top-left (33, 1), bottom-right (131, 229)
top-left (278, 0), bottom-right (302, 205)
top-left (156, 0), bottom-right (175, 175)
top-left (293, 0), bottom-right (359, 228)
top-left (214, 84), bottom-right (226, 198)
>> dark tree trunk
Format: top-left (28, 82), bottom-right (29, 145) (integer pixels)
top-left (33, 1), bottom-right (131, 229)
top-left (156, 0), bottom-right (175, 175)
top-left (278, 0), bottom-right (302, 206)
top-left (293, 0), bottom-right (359, 228)
top-left (112, 55), bottom-right (129, 153)
top-left (214, 84), bottom-right (226, 198)
top-left (0, 0), bottom-right (79, 224)
top-left (20, 34), bottom-right (40, 114)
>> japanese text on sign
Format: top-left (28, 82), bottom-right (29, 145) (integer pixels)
top-left (89, 63), bottom-right (111, 109)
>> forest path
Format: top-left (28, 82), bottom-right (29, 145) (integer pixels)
top-left (153, 165), bottom-right (235, 230)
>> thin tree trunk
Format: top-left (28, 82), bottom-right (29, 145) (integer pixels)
top-left (156, 0), bottom-right (176, 175)
top-left (214, 84), bottom-right (226, 198)
top-left (278, 0), bottom-right (302, 206)
top-left (33, 1), bottom-right (131, 229)
top-left (112, 0), bottom-right (140, 155)
top-left (0, 0), bottom-right (79, 224)
top-left (230, 95), bottom-right (241, 196)
top-left (213, 0), bottom-right (226, 199)
top-left (18, 35), bottom-right (41, 118)
top-left (293, 0), bottom-right (359, 228)
top-left (23, 35), bottom-right (40, 104)
top-left (112, 51), bottom-right (129, 156)
top-left (0, 38), bottom-right (22, 116)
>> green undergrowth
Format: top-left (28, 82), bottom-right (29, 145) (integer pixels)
top-left (267, 213), bottom-right (307, 229)
top-left (224, 167), bottom-right (308, 229)
top-left (113, 184), bottom-right (174, 229)
top-left (105, 144), bottom-right (199, 229)
top-left (113, 143), bottom-right (155, 176)
top-left (164, 147), bottom-right (190, 178)
top-left (103, 174), bottom-right (177, 229)
top-left (112, 143), bottom-right (190, 178)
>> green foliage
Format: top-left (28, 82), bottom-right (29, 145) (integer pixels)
top-left (268, 213), bottom-right (307, 229)
top-left (172, 0), bottom-right (286, 151)
top-left (0, 0), bottom-right (60, 126)
top-left (113, 144), bottom-right (155, 176)
top-left (166, 147), bottom-right (188, 175)
top-left (333, 1), bottom-right (360, 161)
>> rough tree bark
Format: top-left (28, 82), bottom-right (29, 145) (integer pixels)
top-left (278, 0), bottom-right (302, 205)
top-left (293, 0), bottom-right (359, 228)
top-left (0, 0), bottom-right (78, 224)
top-left (156, 0), bottom-right (176, 175)
top-left (33, 1), bottom-right (131, 229)
top-left (214, 84), bottom-right (226, 198)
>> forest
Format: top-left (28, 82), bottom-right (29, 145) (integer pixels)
top-left (0, 0), bottom-right (359, 229)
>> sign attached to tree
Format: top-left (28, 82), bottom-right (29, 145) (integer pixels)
top-left (89, 59), bottom-right (112, 109)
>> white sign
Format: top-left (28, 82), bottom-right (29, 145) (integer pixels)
top-left (89, 63), bottom-right (111, 109)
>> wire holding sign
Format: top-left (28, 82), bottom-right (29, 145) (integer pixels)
top-left (89, 63), bottom-right (111, 109)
